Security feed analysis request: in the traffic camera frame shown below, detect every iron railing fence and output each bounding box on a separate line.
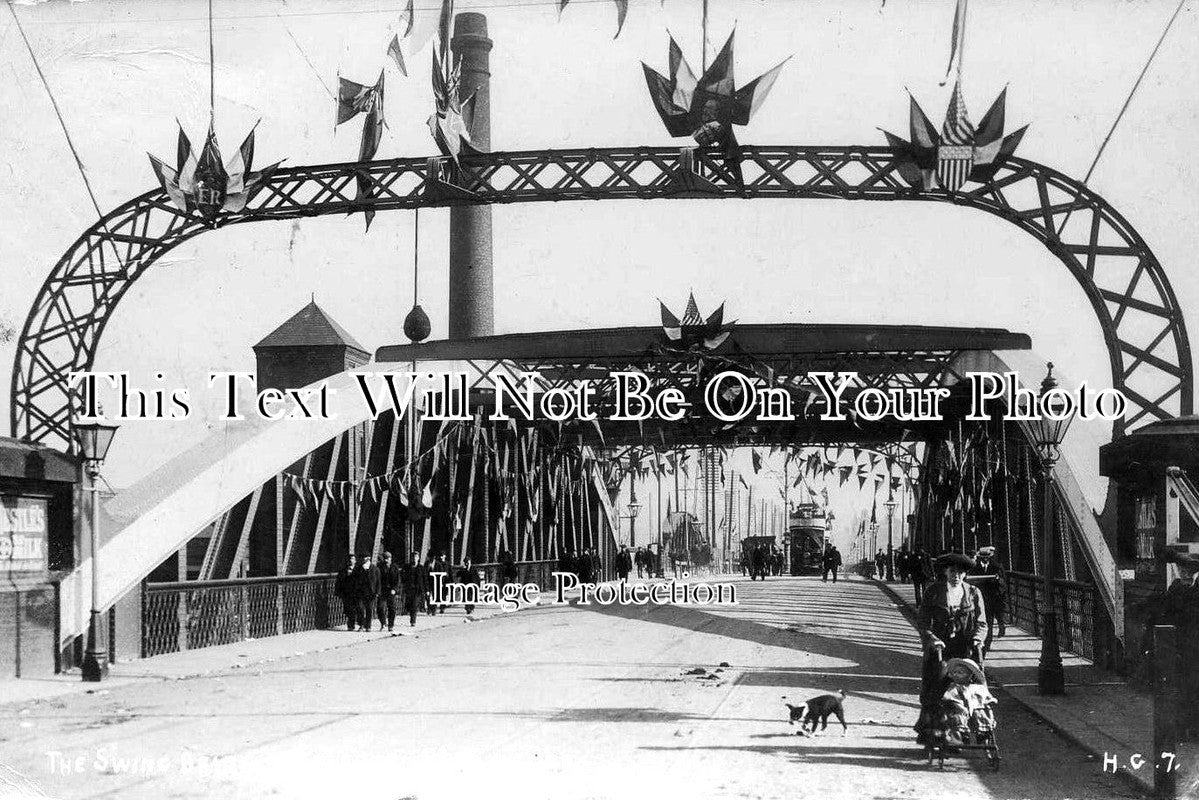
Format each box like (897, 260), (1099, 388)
(1006, 571), (1100, 662)
(143, 562), (572, 657)
(143, 574), (343, 657)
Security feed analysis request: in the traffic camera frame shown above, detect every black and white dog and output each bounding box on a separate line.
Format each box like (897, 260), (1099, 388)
(785, 690), (848, 736)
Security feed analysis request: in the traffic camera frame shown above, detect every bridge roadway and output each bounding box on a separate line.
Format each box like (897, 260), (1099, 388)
(0, 577), (1138, 800)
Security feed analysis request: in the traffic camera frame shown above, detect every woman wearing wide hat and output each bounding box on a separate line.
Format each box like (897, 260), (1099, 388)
(914, 552), (988, 744)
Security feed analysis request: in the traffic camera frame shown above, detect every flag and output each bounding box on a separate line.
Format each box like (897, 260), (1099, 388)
(941, 0), (968, 84)
(337, 75), (383, 126)
(337, 72), (386, 230)
(937, 80), (974, 191)
(970, 88), (1029, 183)
(560, 0), (630, 38)
(660, 299), (682, 341)
(387, 34), (408, 76)
(941, 80), (975, 145)
(731, 56), (790, 126)
(190, 126), (228, 218)
(751, 450), (763, 474)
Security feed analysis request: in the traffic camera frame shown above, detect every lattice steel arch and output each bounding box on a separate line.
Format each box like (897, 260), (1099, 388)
(13, 145), (1191, 449)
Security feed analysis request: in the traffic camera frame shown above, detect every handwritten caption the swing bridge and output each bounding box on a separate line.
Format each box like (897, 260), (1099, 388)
(68, 369), (1128, 424)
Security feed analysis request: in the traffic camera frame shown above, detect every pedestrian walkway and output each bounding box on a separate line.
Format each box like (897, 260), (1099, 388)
(0, 605), (505, 708)
(878, 578), (1199, 797)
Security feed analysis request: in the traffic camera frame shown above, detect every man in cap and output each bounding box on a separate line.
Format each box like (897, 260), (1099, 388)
(914, 552), (987, 745)
(376, 551), (401, 632)
(334, 555), (357, 631)
(352, 554), (380, 632)
(400, 550), (427, 627)
(968, 546), (1007, 652)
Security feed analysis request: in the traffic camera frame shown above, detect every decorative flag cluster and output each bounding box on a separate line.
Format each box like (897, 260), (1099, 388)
(881, 82), (1027, 193)
(427, 0), (479, 166)
(924, 423), (1008, 527)
(333, 0), (416, 231)
(642, 32), (789, 185)
(148, 124), (280, 225)
(659, 293), (734, 350)
(286, 469), (433, 519)
(881, 0), (1026, 193)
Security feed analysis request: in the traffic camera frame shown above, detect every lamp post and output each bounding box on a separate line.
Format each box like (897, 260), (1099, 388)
(1027, 362), (1074, 696)
(868, 520), (879, 575)
(884, 497), (897, 582)
(626, 473), (641, 547)
(74, 417), (119, 682)
(627, 500), (642, 548)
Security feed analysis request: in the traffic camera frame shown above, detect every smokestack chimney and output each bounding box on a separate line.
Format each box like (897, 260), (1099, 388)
(448, 12), (493, 339)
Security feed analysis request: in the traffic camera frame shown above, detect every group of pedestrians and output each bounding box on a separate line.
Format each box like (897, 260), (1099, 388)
(613, 545), (660, 579)
(741, 543), (781, 580)
(333, 551), (481, 631)
(557, 547), (605, 583)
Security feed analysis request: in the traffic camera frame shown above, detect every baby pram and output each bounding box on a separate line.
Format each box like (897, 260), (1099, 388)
(923, 652), (1000, 770)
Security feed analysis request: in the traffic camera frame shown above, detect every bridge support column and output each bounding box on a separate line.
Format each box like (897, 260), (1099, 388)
(448, 13), (494, 339)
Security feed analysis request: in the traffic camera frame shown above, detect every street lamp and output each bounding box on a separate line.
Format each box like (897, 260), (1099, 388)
(884, 497), (897, 582)
(74, 417), (119, 682)
(626, 499), (642, 547)
(1026, 362), (1075, 696)
(868, 520), (879, 577)
(626, 474), (641, 547)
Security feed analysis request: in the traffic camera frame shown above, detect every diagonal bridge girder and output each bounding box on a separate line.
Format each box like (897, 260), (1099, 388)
(12, 145), (1192, 449)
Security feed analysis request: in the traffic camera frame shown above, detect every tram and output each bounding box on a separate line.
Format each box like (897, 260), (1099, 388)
(788, 503), (828, 576)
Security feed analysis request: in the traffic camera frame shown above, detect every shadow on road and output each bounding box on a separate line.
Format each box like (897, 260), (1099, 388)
(570, 578), (924, 693)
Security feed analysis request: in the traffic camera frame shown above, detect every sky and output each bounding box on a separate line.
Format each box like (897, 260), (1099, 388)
(0, 0), (1196, 553)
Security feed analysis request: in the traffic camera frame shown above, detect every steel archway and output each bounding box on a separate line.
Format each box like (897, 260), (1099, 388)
(12, 145), (1192, 449)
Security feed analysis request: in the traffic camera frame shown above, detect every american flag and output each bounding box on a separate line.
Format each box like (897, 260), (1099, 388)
(681, 293), (703, 326)
(941, 80), (975, 145)
(938, 81), (975, 191)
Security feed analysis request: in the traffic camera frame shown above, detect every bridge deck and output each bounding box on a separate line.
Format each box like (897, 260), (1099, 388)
(0, 576), (1137, 800)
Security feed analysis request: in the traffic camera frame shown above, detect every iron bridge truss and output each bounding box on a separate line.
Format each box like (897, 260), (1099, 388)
(13, 145), (1192, 449)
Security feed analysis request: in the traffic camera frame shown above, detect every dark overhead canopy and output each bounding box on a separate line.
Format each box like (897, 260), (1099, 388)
(377, 323), (1030, 363)
(375, 323), (1029, 450)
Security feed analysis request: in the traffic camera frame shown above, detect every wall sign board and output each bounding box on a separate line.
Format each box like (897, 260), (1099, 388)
(0, 495), (49, 573)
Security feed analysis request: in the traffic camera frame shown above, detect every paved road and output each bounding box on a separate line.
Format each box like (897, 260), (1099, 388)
(1, 576), (1142, 800)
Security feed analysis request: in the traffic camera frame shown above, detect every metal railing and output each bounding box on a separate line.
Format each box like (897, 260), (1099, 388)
(142, 574), (344, 657)
(1006, 571), (1100, 661)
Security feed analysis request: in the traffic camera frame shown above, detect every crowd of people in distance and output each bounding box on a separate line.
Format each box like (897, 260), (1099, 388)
(557, 547), (608, 583)
(333, 550), (483, 632)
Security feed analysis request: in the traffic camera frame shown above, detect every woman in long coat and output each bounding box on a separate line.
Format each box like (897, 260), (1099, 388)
(1141, 550), (1199, 739)
(914, 552), (988, 743)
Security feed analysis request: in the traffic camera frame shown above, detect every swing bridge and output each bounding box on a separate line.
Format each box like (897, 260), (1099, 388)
(12, 140), (1191, 672)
